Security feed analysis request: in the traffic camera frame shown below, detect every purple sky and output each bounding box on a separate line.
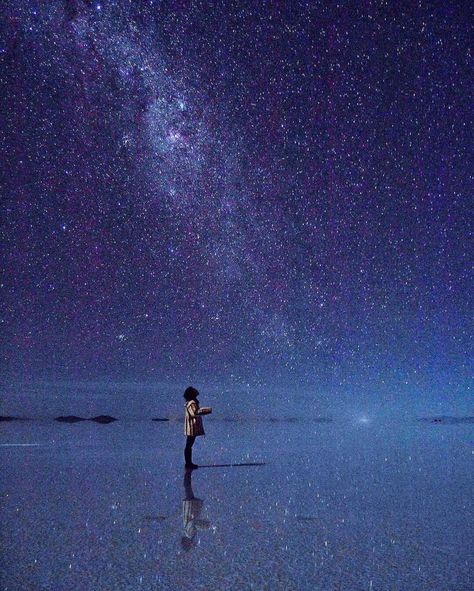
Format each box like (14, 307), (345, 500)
(1, 1), (472, 412)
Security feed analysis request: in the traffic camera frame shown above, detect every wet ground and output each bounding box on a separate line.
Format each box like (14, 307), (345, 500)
(1, 419), (472, 590)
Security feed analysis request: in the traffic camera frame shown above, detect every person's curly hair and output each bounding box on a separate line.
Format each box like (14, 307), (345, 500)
(183, 386), (199, 401)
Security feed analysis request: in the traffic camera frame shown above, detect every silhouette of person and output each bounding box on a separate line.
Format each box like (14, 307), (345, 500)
(183, 386), (212, 469)
(181, 468), (210, 551)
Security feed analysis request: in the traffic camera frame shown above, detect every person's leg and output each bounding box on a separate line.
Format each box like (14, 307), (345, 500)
(184, 436), (196, 466)
(183, 469), (194, 499)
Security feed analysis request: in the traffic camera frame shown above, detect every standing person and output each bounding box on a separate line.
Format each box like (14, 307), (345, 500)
(181, 468), (210, 551)
(183, 386), (212, 469)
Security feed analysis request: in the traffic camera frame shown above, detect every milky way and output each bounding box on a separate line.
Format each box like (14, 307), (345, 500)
(1, 1), (472, 409)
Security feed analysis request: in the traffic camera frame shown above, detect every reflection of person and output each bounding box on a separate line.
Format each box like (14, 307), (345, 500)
(181, 469), (210, 551)
(183, 386), (212, 469)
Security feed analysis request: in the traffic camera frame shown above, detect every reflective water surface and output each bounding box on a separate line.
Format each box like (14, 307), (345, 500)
(1, 420), (472, 590)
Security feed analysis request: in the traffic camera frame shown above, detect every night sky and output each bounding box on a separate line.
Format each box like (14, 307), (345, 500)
(1, 1), (472, 413)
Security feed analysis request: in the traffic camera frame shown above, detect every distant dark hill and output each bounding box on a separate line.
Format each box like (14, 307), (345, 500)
(54, 415), (117, 423)
(417, 416), (474, 424)
(0, 416), (28, 422)
(89, 415), (117, 423)
(152, 418), (169, 421)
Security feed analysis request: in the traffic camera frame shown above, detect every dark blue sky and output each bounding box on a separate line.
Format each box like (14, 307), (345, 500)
(1, 1), (472, 412)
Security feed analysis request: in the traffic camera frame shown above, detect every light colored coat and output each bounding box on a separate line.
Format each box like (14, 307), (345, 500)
(182, 497), (204, 538)
(184, 400), (205, 437)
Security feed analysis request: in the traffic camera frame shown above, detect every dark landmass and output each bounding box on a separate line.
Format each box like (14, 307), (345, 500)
(90, 415), (117, 423)
(54, 415), (117, 423)
(0, 416), (29, 422)
(417, 416), (474, 424)
(152, 418), (169, 422)
(55, 416), (87, 422)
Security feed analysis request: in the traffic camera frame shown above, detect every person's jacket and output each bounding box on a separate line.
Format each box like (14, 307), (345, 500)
(184, 400), (205, 436)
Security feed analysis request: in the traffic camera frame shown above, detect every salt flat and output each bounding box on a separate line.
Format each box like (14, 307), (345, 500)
(1, 419), (472, 590)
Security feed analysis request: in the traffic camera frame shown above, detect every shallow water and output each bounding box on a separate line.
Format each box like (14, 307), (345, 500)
(1, 420), (472, 590)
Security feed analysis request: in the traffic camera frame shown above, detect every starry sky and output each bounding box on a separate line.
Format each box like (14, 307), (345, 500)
(1, 1), (472, 412)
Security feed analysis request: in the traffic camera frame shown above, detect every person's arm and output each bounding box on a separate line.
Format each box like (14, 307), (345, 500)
(188, 401), (212, 416)
(187, 401), (198, 417)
